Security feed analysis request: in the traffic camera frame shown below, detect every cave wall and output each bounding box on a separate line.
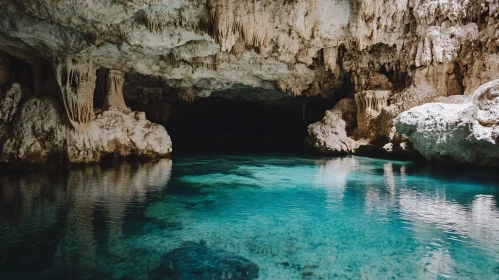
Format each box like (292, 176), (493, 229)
(0, 0), (498, 165)
(0, 51), (172, 165)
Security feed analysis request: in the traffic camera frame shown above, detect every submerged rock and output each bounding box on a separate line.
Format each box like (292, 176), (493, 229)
(395, 79), (499, 167)
(152, 242), (259, 280)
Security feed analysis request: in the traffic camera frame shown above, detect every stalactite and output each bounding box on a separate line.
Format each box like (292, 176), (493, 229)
(139, 9), (170, 33)
(103, 69), (128, 111)
(178, 88), (196, 102)
(164, 53), (181, 68)
(138, 6), (206, 35)
(231, 41), (246, 58)
(355, 90), (390, 113)
(209, 0), (272, 54)
(354, 90), (390, 138)
(53, 57), (96, 132)
(323, 47), (338, 71)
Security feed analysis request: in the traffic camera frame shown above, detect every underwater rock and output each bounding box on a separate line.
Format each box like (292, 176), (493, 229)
(152, 242), (259, 280)
(395, 79), (499, 167)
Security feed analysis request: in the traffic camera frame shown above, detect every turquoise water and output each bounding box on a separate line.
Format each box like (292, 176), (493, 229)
(1, 155), (499, 279)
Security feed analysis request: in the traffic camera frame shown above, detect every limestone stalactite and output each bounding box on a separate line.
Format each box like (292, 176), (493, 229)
(178, 88), (196, 102)
(209, 0), (272, 53)
(323, 47), (338, 72)
(103, 69), (128, 112)
(355, 90), (390, 114)
(355, 90), (390, 138)
(53, 58), (96, 132)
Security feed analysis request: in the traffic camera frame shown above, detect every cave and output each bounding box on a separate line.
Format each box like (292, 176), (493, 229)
(2, 0), (499, 279)
(163, 93), (335, 154)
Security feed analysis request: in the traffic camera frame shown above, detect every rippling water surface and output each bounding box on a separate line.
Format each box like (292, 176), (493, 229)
(1, 155), (499, 279)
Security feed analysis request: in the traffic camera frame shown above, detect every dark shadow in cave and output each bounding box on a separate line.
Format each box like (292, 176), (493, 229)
(162, 94), (335, 154)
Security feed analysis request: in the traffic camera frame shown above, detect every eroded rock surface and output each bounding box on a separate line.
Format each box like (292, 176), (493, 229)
(0, 0), (498, 165)
(395, 79), (499, 167)
(307, 98), (357, 154)
(305, 0), (498, 161)
(0, 94), (172, 164)
(0, 0), (497, 99)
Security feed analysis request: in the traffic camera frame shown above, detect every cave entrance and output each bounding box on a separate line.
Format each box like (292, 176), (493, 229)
(163, 91), (335, 154)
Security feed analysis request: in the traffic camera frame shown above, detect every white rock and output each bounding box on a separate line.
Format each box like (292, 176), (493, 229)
(0, 97), (172, 164)
(307, 98), (358, 154)
(395, 79), (499, 167)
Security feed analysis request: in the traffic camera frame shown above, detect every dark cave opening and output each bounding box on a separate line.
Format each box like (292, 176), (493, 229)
(161, 97), (335, 154)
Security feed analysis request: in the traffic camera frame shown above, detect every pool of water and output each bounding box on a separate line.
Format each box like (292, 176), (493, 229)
(1, 155), (499, 279)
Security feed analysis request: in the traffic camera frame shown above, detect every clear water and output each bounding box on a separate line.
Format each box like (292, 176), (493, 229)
(1, 155), (499, 280)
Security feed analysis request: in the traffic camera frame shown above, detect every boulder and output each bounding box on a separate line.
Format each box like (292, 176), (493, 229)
(152, 242), (259, 280)
(307, 98), (358, 154)
(395, 79), (499, 167)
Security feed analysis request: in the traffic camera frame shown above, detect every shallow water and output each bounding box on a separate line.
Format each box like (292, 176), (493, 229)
(1, 155), (499, 279)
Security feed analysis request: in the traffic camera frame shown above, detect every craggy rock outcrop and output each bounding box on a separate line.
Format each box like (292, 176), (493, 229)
(306, 1), (498, 161)
(152, 242), (259, 280)
(395, 79), (499, 168)
(0, 92), (172, 165)
(0, 0), (498, 165)
(307, 98), (357, 154)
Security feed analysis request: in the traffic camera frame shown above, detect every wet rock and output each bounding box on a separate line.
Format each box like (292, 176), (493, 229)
(152, 242), (259, 280)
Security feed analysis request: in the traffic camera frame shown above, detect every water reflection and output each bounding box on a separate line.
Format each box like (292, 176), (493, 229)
(399, 191), (499, 258)
(314, 157), (358, 205)
(376, 162), (499, 260)
(1, 156), (499, 279)
(0, 159), (172, 277)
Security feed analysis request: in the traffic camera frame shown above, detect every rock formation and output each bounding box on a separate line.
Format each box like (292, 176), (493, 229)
(0, 87), (172, 165)
(100, 69), (129, 112)
(54, 57), (97, 132)
(395, 79), (499, 168)
(307, 98), (357, 155)
(152, 241), (259, 280)
(354, 90), (390, 139)
(0, 83), (23, 123)
(0, 0), (497, 165)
